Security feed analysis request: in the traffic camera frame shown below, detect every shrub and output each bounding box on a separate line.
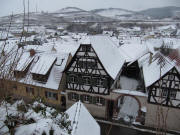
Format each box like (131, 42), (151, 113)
(33, 105), (44, 113)
(17, 104), (27, 113)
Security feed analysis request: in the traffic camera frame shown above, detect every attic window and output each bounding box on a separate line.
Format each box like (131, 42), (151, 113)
(78, 60), (97, 69)
(168, 74), (174, 80)
(68, 75), (78, 83)
(82, 45), (91, 52)
(83, 76), (91, 85)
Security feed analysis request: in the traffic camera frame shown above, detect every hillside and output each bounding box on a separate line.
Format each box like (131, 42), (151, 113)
(139, 6), (180, 19)
(91, 8), (135, 19)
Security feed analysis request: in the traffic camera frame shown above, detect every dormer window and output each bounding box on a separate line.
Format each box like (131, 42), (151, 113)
(14, 52), (34, 78)
(31, 55), (57, 83)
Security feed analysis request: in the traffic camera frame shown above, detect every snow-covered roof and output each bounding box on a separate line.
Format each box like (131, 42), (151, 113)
(66, 101), (100, 135)
(119, 43), (149, 63)
(113, 89), (147, 97)
(81, 35), (125, 80)
(142, 53), (175, 87)
(19, 52), (69, 90)
(31, 55), (57, 75)
(15, 52), (34, 71)
(158, 25), (176, 31)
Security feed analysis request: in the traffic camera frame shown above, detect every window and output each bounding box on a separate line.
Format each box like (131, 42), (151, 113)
(45, 91), (58, 100)
(82, 45), (91, 52)
(26, 87), (34, 95)
(168, 74), (174, 80)
(78, 60), (97, 69)
(83, 76), (91, 85)
(13, 85), (17, 90)
(72, 93), (78, 101)
(95, 97), (105, 106)
(95, 78), (104, 86)
(174, 81), (179, 89)
(84, 95), (90, 103)
(87, 61), (97, 69)
(32, 74), (48, 83)
(68, 93), (79, 101)
(170, 90), (177, 99)
(162, 89), (177, 99)
(68, 75), (77, 83)
(78, 61), (86, 68)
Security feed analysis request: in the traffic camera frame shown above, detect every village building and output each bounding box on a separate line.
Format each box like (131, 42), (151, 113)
(10, 49), (72, 108)
(142, 52), (180, 131)
(64, 35), (126, 119)
(118, 42), (149, 91)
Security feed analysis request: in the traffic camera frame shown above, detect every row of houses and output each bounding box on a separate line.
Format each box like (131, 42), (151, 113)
(3, 35), (180, 131)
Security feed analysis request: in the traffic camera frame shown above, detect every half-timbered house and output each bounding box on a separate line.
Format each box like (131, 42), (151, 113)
(64, 35), (125, 118)
(142, 52), (180, 131)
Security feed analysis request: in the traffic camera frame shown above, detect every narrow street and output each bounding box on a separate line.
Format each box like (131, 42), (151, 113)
(98, 122), (155, 135)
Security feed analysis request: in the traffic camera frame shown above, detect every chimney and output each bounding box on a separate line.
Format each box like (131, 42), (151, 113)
(30, 49), (36, 57)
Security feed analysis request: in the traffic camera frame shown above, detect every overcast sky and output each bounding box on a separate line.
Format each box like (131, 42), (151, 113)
(0, 0), (180, 17)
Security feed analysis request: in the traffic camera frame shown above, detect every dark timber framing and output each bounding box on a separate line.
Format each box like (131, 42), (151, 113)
(64, 44), (114, 95)
(148, 67), (180, 109)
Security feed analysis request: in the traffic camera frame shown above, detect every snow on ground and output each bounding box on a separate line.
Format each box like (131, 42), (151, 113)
(94, 9), (133, 18)
(117, 96), (139, 122)
(0, 100), (100, 135)
(0, 100), (71, 135)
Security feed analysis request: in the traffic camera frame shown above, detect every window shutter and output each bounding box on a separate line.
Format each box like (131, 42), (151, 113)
(89, 96), (92, 103)
(101, 98), (105, 106)
(92, 97), (97, 104)
(80, 95), (84, 102)
(68, 93), (72, 100)
(45, 91), (48, 98)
